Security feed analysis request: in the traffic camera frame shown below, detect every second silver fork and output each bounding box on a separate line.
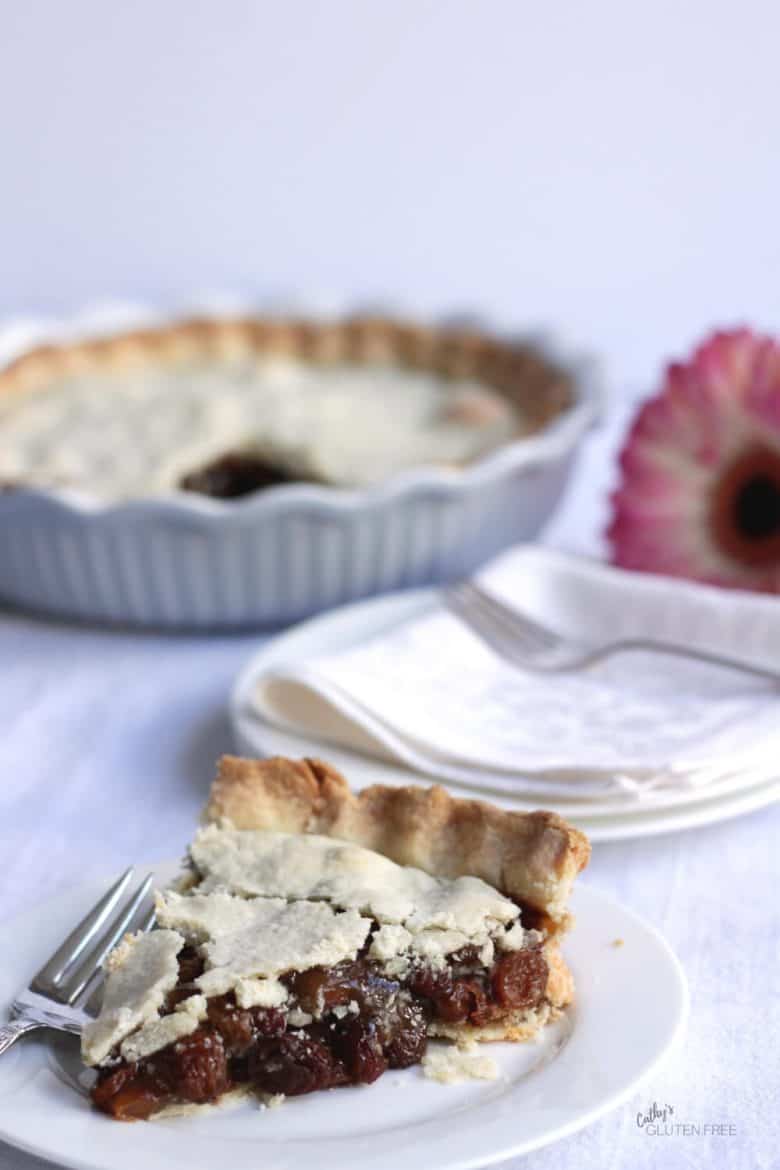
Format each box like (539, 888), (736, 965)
(445, 580), (780, 683)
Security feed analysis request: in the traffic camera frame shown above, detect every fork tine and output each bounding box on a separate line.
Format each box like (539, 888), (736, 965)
(460, 583), (562, 651)
(450, 584), (542, 651)
(464, 582), (558, 646)
(78, 903), (157, 1014)
(447, 588), (536, 665)
(449, 584), (547, 656)
(31, 867), (134, 993)
(61, 874), (155, 1005)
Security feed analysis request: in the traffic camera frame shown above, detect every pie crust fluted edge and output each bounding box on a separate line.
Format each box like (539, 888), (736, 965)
(0, 315), (572, 436)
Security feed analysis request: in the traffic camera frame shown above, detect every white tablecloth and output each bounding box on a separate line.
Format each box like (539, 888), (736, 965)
(1, 398), (777, 1170)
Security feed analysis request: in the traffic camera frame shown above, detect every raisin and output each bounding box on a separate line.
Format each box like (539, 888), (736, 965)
(252, 1007), (288, 1037)
(286, 964), (358, 1014)
(407, 964), (452, 1002)
(437, 981), (478, 1023)
(461, 978), (493, 1024)
(228, 1055), (251, 1084)
(407, 966), (478, 1023)
(383, 1000), (428, 1068)
(176, 946), (204, 986)
(206, 996), (256, 1056)
(287, 960), (399, 1015)
(92, 1064), (169, 1121)
(332, 1017), (387, 1084)
(93, 1062), (137, 1099)
(154, 1028), (230, 1103)
(491, 948), (548, 1011)
(249, 1032), (347, 1097)
(468, 995), (505, 1027)
(93, 1078), (165, 1121)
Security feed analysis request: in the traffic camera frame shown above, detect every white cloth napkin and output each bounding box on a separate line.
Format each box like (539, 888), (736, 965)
(249, 547), (780, 801)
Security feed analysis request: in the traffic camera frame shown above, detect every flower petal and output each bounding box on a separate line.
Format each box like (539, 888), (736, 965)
(607, 328), (780, 592)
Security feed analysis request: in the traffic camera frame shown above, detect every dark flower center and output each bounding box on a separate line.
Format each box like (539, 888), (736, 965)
(711, 446), (780, 567)
(734, 474), (780, 541)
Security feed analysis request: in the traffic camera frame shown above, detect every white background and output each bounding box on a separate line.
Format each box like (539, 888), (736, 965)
(2, 0), (779, 388)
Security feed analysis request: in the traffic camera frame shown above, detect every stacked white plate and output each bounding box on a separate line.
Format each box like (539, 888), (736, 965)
(230, 571), (780, 842)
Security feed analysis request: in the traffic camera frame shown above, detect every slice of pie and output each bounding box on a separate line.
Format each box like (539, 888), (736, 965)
(82, 756), (589, 1119)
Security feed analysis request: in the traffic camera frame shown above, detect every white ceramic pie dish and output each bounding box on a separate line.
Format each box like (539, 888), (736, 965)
(0, 302), (601, 628)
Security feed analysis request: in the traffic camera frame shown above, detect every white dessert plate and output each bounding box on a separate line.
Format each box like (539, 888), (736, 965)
(230, 588), (780, 841)
(0, 863), (687, 1170)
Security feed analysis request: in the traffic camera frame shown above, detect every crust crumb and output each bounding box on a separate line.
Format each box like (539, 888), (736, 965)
(422, 1041), (499, 1084)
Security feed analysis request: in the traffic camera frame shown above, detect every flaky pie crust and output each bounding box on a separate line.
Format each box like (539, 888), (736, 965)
(205, 755), (590, 929)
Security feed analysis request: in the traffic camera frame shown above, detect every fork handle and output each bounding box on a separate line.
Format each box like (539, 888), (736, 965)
(0, 1017), (42, 1057)
(586, 639), (780, 683)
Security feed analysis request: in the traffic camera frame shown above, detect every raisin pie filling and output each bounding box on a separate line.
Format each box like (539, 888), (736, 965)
(84, 827), (555, 1120)
(82, 757), (589, 1121)
(92, 930), (548, 1120)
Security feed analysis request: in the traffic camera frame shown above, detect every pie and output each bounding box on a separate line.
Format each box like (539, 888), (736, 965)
(82, 756), (589, 1119)
(0, 316), (572, 499)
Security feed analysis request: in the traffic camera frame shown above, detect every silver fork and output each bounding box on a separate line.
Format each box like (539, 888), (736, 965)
(0, 868), (155, 1057)
(445, 580), (780, 683)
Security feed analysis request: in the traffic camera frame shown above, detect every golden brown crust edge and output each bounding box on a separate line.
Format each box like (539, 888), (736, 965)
(0, 315), (572, 434)
(205, 755), (590, 929)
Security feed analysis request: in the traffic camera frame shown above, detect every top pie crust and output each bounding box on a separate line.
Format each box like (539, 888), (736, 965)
(0, 315), (572, 497)
(205, 756), (590, 927)
(188, 824), (519, 934)
(83, 929), (186, 1066)
(0, 317), (570, 424)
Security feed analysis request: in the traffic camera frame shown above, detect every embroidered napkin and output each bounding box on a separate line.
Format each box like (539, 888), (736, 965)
(248, 547), (780, 800)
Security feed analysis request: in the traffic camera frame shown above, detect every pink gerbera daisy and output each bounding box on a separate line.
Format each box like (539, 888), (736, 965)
(607, 328), (780, 592)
